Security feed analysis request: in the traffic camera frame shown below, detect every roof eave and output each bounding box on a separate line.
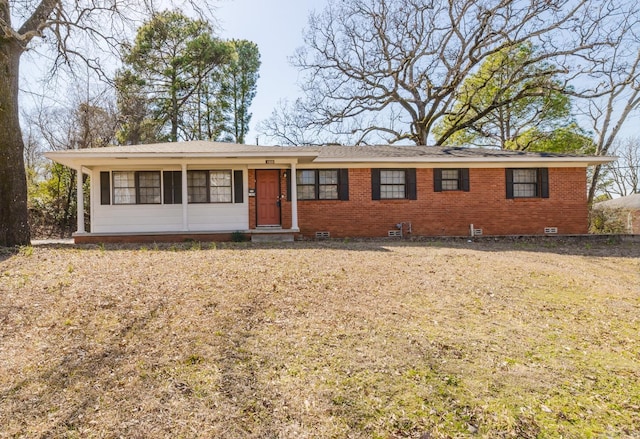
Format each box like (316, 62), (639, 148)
(312, 156), (616, 166)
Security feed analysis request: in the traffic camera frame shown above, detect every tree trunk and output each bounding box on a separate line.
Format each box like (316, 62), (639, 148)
(0, 41), (30, 246)
(587, 164), (601, 206)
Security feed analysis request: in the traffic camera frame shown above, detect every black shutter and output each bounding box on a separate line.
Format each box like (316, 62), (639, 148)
(163, 171), (172, 204)
(234, 170), (244, 203)
(406, 168), (417, 200)
(163, 171), (182, 204)
(461, 168), (470, 192)
(173, 172), (182, 204)
(100, 171), (110, 205)
(433, 168), (443, 192)
(539, 168), (549, 198)
(371, 169), (381, 200)
(286, 170), (292, 201)
(506, 169), (514, 199)
(338, 169), (349, 201)
(134, 171), (140, 205)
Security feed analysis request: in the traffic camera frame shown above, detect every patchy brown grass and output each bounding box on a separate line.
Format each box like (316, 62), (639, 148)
(1, 239), (639, 438)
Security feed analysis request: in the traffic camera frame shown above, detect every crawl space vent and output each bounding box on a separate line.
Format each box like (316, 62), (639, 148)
(315, 231), (330, 239)
(544, 227), (558, 234)
(473, 229), (483, 236)
(388, 230), (402, 237)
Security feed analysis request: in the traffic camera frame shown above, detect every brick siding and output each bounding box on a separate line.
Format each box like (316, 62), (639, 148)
(280, 167), (588, 238)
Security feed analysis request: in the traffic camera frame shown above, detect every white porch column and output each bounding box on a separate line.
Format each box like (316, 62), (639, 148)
(290, 162), (299, 231)
(76, 167), (85, 234)
(181, 163), (188, 231)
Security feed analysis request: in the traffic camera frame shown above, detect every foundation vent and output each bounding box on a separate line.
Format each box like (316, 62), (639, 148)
(473, 229), (483, 236)
(544, 227), (558, 234)
(388, 230), (402, 237)
(315, 231), (330, 239)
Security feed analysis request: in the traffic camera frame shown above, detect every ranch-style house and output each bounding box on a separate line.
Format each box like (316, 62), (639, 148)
(45, 141), (612, 243)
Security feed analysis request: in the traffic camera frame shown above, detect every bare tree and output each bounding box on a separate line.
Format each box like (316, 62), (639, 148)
(259, 99), (332, 146)
(0, 0), (215, 246)
(261, 0), (638, 148)
(569, 5), (640, 204)
(602, 138), (640, 197)
(24, 86), (119, 237)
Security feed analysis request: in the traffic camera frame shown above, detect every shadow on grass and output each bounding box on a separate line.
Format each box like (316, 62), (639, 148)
(0, 247), (18, 263)
(27, 234), (640, 258)
(0, 300), (166, 436)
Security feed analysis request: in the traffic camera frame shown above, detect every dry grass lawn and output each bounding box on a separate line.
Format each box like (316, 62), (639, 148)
(1, 239), (639, 438)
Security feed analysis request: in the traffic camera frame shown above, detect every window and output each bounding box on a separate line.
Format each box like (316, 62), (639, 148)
(187, 170), (236, 203)
(297, 170), (317, 200)
(371, 169), (417, 200)
(506, 168), (549, 199)
(111, 171), (161, 205)
(188, 171), (208, 203)
(113, 171), (136, 204)
(209, 170), (232, 203)
(137, 171), (161, 204)
(434, 168), (470, 192)
(100, 170), (241, 205)
(291, 169), (349, 201)
(319, 170), (339, 199)
(380, 170), (406, 199)
(296, 169), (341, 200)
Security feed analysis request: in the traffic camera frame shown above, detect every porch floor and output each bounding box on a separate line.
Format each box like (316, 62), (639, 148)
(72, 229), (299, 244)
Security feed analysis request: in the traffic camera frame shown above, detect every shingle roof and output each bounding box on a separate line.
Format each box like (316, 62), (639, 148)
(310, 144), (587, 160)
(45, 140), (613, 166)
(64, 141), (586, 157)
(593, 193), (640, 210)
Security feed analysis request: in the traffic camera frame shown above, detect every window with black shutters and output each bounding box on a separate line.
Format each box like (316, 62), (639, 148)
(434, 168), (470, 192)
(187, 170), (242, 204)
(291, 169), (349, 201)
(506, 168), (549, 199)
(371, 169), (417, 200)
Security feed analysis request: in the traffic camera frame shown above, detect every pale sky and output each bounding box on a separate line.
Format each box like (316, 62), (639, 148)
(18, 0), (327, 146)
(214, 0), (328, 144)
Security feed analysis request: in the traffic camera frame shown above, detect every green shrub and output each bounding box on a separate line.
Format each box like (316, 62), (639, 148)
(589, 208), (629, 234)
(231, 231), (248, 242)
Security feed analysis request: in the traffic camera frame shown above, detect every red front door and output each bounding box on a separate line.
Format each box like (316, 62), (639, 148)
(256, 170), (281, 226)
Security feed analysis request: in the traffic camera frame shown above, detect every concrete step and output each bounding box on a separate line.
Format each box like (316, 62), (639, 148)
(251, 233), (295, 243)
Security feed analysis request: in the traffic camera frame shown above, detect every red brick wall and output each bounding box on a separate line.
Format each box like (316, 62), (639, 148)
(281, 167), (588, 238)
